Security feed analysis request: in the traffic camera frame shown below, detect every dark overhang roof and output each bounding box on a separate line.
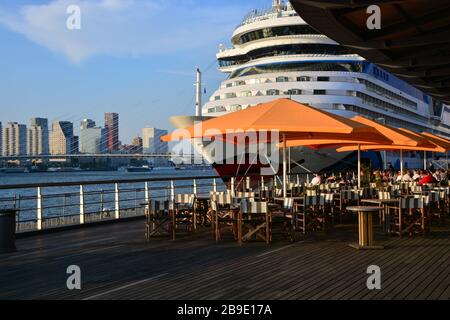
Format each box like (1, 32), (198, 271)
(290, 0), (450, 104)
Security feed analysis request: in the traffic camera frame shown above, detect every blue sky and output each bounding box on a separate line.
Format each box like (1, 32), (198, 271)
(0, 0), (269, 143)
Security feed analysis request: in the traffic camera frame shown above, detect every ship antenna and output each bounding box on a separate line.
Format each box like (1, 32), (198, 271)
(195, 67), (202, 117)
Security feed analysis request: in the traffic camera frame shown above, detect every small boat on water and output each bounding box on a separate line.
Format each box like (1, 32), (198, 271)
(118, 165), (153, 173)
(47, 167), (82, 173)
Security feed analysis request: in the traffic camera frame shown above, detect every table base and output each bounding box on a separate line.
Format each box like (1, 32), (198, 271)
(349, 243), (385, 250)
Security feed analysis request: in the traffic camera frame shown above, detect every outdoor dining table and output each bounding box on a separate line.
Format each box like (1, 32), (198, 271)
(346, 206), (385, 250)
(361, 199), (400, 234)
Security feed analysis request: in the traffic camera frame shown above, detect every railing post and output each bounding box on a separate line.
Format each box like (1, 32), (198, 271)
(100, 189), (104, 213)
(144, 182), (150, 208)
(261, 176), (265, 190)
(115, 183), (120, 220)
(213, 178), (217, 192)
(37, 187), (42, 231)
(193, 179), (197, 195)
(80, 185), (85, 225)
(170, 180), (175, 210)
(296, 174), (300, 185)
(245, 177), (250, 191)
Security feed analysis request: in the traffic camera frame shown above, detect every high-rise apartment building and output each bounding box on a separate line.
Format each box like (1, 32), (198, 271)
(27, 117), (49, 156)
(104, 113), (119, 152)
(1, 122), (27, 156)
(50, 121), (74, 155)
(80, 126), (107, 154)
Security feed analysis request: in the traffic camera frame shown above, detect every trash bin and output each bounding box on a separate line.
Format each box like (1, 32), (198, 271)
(0, 209), (17, 254)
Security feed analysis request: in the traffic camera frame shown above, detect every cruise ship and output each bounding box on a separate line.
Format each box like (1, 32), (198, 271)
(170, 0), (450, 177)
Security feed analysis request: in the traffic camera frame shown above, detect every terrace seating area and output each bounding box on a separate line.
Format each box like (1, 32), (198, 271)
(144, 171), (450, 247)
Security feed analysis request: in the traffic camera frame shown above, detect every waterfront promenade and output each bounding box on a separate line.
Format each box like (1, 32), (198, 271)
(1, 218), (449, 300)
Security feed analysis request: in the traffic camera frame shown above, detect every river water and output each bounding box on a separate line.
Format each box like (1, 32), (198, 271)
(0, 168), (223, 221)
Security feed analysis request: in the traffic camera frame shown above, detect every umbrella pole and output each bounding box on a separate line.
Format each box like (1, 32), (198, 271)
(400, 150), (403, 177)
(288, 147), (291, 184)
(357, 144), (361, 189)
(283, 134), (287, 198)
(424, 151), (427, 170)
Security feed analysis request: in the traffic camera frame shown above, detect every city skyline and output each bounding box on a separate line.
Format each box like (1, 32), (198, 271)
(0, 0), (268, 143)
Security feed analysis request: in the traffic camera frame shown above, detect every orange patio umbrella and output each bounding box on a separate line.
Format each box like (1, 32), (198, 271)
(161, 99), (391, 196)
(336, 119), (442, 177)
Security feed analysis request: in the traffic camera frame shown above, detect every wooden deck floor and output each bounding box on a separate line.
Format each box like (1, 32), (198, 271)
(1, 219), (449, 300)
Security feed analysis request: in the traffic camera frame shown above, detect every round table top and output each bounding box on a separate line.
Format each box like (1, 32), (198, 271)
(346, 206), (383, 212)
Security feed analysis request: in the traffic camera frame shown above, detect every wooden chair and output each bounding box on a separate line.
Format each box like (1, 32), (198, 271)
(389, 197), (430, 237)
(298, 194), (328, 233)
(210, 193), (236, 242)
(171, 194), (196, 240)
(271, 197), (298, 242)
(145, 199), (170, 240)
(237, 201), (270, 245)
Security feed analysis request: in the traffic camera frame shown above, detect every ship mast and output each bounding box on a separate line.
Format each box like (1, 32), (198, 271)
(195, 67), (202, 117)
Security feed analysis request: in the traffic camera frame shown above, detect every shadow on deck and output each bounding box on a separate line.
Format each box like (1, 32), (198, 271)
(1, 219), (449, 300)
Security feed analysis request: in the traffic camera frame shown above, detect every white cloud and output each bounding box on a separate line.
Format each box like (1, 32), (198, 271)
(0, 0), (244, 63)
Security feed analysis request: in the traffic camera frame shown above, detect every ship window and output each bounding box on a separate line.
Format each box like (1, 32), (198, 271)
(317, 76), (329, 81)
(266, 89), (280, 96)
(255, 91), (263, 96)
(224, 92), (237, 99)
(229, 105), (242, 111)
(226, 83), (233, 88)
(234, 80), (245, 86)
(297, 76), (310, 82)
(214, 96), (220, 101)
(240, 91), (252, 97)
(286, 89), (302, 95)
(314, 90), (326, 95)
(276, 76), (289, 82)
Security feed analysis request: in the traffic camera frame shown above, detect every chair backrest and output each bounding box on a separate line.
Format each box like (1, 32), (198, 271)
(151, 200), (170, 212)
(210, 193), (232, 205)
(240, 200), (267, 214)
(359, 187), (377, 199)
(321, 193), (334, 204)
(410, 186), (422, 193)
(236, 191), (255, 199)
(341, 190), (359, 200)
(400, 197), (424, 209)
(283, 197), (294, 210)
(210, 200), (218, 212)
(175, 194), (195, 206)
(304, 195), (325, 206)
(378, 191), (391, 200)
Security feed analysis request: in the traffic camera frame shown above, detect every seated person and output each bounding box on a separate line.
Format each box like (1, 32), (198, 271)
(310, 173), (322, 186)
(418, 172), (437, 186)
(412, 170), (421, 181)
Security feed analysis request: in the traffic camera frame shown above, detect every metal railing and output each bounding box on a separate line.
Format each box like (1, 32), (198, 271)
(0, 175), (226, 234)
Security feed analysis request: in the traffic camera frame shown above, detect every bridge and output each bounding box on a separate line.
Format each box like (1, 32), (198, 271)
(0, 153), (204, 161)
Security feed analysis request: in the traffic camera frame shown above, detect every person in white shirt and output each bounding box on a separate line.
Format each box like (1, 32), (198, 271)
(397, 170), (413, 182)
(310, 173), (322, 186)
(412, 170), (421, 181)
